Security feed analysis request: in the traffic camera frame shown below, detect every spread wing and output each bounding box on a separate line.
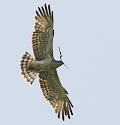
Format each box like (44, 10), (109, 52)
(39, 70), (73, 121)
(32, 4), (54, 61)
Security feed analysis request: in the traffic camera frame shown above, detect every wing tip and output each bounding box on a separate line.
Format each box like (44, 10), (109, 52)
(36, 4), (52, 18)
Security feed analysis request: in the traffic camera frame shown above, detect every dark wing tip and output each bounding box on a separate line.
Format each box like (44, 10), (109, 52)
(44, 3), (47, 6)
(58, 112), (60, 119)
(69, 100), (74, 108)
(38, 6), (43, 16)
(44, 3), (47, 9)
(44, 4), (49, 16)
(37, 4), (52, 18)
(48, 4), (51, 16)
(52, 11), (53, 21)
(36, 10), (40, 17)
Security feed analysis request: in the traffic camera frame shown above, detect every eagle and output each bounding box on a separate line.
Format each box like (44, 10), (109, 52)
(20, 4), (73, 121)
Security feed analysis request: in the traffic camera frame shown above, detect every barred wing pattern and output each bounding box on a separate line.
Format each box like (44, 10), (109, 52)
(32, 4), (54, 60)
(39, 70), (73, 120)
(20, 4), (73, 121)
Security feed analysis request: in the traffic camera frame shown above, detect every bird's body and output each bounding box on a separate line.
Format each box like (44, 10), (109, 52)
(27, 58), (63, 72)
(20, 4), (73, 121)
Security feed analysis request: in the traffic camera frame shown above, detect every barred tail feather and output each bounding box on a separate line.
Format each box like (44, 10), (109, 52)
(20, 52), (37, 84)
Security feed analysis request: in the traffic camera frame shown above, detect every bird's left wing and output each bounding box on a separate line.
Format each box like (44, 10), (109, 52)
(32, 4), (54, 60)
(39, 70), (73, 120)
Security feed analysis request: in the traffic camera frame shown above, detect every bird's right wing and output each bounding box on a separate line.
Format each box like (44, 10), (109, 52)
(39, 70), (73, 120)
(32, 4), (54, 61)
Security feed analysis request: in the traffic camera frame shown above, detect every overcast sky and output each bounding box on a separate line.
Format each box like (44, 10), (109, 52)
(0, 0), (120, 125)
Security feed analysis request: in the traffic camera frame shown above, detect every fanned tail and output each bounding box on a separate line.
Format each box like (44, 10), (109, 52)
(20, 52), (37, 84)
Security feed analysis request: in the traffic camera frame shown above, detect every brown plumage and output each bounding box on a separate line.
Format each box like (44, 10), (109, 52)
(20, 4), (73, 121)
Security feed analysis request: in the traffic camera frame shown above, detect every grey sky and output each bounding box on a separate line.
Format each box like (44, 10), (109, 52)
(0, 0), (120, 125)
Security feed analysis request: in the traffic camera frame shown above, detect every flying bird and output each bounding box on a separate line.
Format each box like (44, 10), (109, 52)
(20, 4), (73, 121)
